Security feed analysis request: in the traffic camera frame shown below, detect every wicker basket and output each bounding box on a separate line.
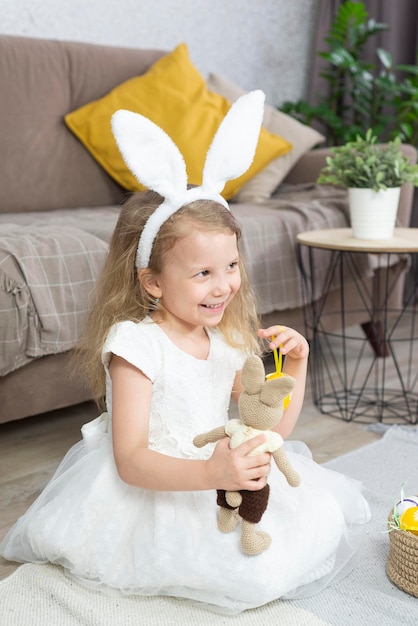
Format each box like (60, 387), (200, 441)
(386, 510), (418, 598)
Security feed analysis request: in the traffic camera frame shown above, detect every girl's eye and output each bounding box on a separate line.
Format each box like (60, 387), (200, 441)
(228, 261), (239, 270)
(196, 270), (209, 277)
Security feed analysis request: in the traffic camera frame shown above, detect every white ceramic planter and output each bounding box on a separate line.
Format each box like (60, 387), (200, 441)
(348, 187), (401, 240)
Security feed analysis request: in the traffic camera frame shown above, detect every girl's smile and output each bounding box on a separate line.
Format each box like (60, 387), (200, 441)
(201, 302), (225, 310)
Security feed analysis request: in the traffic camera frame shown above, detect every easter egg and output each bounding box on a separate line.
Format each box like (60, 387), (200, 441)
(395, 495), (418, 516)
(265, 371), (292, 409)
(399, 506), (418, 535)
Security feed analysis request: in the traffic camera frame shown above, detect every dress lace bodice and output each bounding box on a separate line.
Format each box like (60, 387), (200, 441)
(102, 318), (247, 458)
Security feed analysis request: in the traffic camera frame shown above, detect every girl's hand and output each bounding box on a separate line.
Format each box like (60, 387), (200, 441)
(257, 324), (309, 439)
(257, 325), (309, 361)
(206, 435), (271, 491)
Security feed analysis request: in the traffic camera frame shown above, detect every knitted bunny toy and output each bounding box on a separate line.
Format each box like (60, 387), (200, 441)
(193, 355), (301, 556)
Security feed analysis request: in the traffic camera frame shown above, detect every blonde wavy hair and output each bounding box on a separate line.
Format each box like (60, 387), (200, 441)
(76, 190), (263, 406)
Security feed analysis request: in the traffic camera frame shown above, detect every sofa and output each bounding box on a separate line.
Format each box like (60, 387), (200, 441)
(0, 34), (416, 424)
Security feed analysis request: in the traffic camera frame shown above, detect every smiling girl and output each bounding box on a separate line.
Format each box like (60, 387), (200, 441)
(1, 95), (370, 613)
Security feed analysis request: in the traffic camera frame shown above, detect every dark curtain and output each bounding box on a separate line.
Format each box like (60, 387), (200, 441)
(363, 0), (418, 66)
(307, 0), (341, 105)
(308, 0), (418, 105)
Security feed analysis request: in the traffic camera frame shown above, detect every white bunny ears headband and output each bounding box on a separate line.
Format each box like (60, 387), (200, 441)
(111, 90), (265, 269)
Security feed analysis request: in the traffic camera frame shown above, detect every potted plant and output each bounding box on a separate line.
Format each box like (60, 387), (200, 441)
(317, 129), (418, 239)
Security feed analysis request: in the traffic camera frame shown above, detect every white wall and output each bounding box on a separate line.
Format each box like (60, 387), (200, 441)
(0, 0), (318, 106)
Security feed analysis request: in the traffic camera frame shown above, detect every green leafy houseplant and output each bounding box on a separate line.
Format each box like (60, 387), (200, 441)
(317, 130), (418, 192)
(280, 1), (418, 146)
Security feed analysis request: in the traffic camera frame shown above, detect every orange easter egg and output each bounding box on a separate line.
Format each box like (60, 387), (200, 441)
(399, 506), (418, 535)
(265, 371), (292, 409)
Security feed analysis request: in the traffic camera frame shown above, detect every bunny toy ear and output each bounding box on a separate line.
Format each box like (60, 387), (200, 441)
(111, 90), (266, 269)
(241, 355), (266, 395)
(261, 375), (296, 407)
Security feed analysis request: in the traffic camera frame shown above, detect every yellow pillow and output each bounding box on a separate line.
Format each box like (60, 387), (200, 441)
(65, 43), (292, 200)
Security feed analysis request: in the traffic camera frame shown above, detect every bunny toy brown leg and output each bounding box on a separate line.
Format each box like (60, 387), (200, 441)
(225, 490), (242, 508)
(217, 507), (240, 533)
(216, 489), (241, 532)
(237, 486), (271, 556)
(241, 520), (272, 556)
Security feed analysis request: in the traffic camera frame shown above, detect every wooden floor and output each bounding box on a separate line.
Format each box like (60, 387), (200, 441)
(0, 355), (385, 582)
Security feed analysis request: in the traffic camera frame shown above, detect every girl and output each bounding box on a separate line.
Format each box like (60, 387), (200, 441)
(0, 94), (370, 613)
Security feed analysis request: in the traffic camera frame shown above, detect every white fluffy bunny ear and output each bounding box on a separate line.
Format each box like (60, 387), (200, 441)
(201, 90), (265, 194)
(111, 90), (265, 269)
(111, 109), (188, 200)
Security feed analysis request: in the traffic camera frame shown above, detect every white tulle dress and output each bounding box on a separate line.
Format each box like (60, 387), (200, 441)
(1, 318), (371, 613)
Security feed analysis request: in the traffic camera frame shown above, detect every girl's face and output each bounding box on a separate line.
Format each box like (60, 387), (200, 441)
(153, 229), (241, 332)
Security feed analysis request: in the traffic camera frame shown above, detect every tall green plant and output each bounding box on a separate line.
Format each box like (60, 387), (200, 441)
(393, 63), (418, 147)
(280, 1), (418, 146)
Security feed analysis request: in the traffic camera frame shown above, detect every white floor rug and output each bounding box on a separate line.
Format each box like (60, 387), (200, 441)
(1, 426), (417, 626)
(0, 564), (327, 626)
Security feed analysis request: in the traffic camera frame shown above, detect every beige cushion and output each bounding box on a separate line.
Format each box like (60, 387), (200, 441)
(207, 73), (325, 203)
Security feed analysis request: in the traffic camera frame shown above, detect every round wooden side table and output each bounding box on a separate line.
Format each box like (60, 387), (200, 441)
(297, 228), (418, 423)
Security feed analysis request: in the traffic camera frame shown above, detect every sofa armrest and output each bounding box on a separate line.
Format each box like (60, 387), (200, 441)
(283, 144), (417, 227)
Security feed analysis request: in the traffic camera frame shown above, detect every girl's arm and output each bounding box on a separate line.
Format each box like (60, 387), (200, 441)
(257, 325), (309, 439)
(109, 355), (271, 492)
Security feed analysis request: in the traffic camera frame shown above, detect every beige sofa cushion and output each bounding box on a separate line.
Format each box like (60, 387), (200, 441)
(207, 73), (325, 202)
(0, 35), (165, 213)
